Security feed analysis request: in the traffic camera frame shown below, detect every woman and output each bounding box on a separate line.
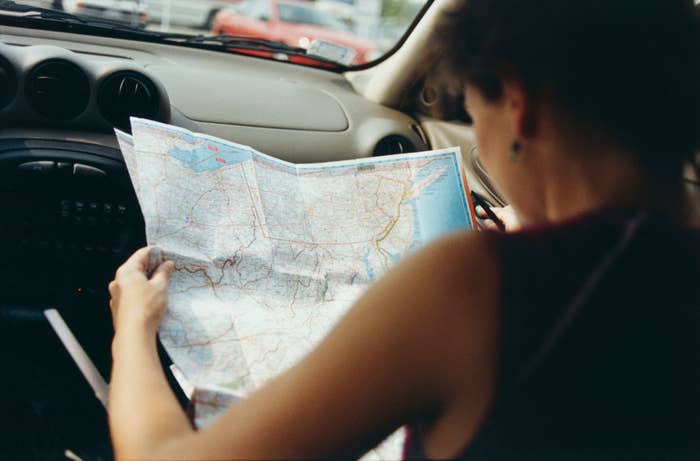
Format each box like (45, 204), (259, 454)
(107, 0), (700, 459)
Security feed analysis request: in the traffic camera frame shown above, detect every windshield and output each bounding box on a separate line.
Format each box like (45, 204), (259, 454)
(8, 0), (429, 67)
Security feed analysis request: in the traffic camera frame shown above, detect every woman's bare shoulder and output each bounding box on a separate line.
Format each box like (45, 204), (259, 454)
(357, 229), (503, 369)
(393, 230), (502, 297)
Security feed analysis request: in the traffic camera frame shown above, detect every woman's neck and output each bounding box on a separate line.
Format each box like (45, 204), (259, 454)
(518, 140), (689, 227)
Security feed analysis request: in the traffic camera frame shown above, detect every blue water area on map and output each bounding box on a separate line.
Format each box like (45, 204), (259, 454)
(387, 251), (401, 265)
(359, 154), (470, 281)
(361, 246), (376, 281)
(169, 143), (254, 172)
(177, 132), (196, 144)
(408, 155), (472, 246)
(360, 247), (402, 281)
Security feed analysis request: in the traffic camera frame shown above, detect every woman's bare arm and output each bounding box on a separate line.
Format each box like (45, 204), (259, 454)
(108, 232), (500, 460)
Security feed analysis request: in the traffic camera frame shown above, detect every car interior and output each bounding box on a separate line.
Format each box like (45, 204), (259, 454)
(0, 0), (698, 459)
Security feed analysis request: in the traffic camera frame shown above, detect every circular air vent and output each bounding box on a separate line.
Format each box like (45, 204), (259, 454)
(373, 135), (416, 156)
(98, 72), (159, 131)
(25, 60), (90, 120)
(0, 56), (17, 110)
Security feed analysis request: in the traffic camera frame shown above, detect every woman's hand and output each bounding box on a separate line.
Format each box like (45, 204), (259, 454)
(476, 204), (522, 232)
(109, 247), (175, 335)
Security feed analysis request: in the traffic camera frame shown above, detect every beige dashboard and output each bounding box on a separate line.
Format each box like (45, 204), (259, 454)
(0, 25), (428, 163)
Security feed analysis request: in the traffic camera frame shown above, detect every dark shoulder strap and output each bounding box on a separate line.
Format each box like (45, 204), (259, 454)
(514, 212), (648, 384)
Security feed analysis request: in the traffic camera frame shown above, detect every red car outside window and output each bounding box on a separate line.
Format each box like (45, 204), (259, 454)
(212, 0), (377, 64)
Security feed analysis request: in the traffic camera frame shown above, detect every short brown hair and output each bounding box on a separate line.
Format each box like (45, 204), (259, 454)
(438, 0), (700, 180)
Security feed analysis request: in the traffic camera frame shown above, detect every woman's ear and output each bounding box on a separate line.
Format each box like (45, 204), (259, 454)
(503, 81), (537, 138)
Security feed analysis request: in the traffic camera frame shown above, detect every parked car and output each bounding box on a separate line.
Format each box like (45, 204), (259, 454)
(62, 0), (148, 26)
(140, 0), (241, 30)
(212, 0), (377, 64)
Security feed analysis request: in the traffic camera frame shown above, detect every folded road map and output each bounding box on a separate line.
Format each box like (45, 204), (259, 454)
(116, 118), (475, 459)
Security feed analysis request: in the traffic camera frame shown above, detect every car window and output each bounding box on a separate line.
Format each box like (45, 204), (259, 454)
(6, 0), (429, 67)
(277, 3), (348, 31)
(237, 1), (271, 21)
